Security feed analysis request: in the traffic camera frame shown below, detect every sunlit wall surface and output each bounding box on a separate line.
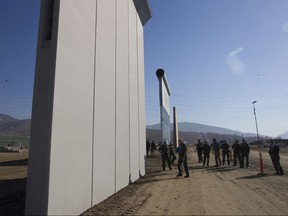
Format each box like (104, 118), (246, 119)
(25, 0), (151, 215)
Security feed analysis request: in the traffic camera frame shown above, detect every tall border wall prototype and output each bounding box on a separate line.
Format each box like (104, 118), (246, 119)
(25, 0), (151, 215)
(156, 69), (171, 143)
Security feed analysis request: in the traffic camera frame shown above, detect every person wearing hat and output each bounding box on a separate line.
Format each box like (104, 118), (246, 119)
(269, 140), (284, 175)
(176, 139), (189, 178)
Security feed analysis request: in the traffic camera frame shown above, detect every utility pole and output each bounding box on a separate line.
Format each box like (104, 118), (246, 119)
(253, 101), (264, 175)
(252, 101), (260, 145)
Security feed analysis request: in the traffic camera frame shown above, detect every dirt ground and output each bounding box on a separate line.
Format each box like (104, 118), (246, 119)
(1, 146), (288, 215)
(0, 149), (28, 216)
(82, 146), (288, 215)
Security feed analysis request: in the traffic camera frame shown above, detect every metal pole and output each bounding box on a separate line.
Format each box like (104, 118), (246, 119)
(253, 101), (264, 175)
(252, 101), (260, 143)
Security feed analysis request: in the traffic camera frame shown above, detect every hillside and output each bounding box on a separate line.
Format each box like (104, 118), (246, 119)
(0, 114), (284, 140)
(146, 122), (268, 144)
(0, 114), (31, 136)
(278, 131), (288, 139)
(147, 122), (256, 136)
(146, 128), (259, 145)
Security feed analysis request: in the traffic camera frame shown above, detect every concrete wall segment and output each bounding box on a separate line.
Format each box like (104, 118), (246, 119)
(25, 0), (61, 214)
(47, 1), (96, 215)
(92, 0), (116, 204)
(25, 0), (150, 214)
(133, 0), (152, 26)
(115, 0), (130, 192)
(128, 0), (140, 183)
(137, 16), (146, 176)
(157, 71), (171, 143)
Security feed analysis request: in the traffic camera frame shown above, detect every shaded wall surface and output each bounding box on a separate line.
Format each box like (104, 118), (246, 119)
(25, 0), (151, 215)
(156, 70), (171, 144)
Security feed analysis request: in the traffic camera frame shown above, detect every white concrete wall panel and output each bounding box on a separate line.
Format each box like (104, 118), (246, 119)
(47, 1), (96, 215)
(93, 0), (116, 204)
(26, 0), (149, 214)
(115, 0), (130, 192)
(129, 0), (140, 183)
(137, 17), (146, 176)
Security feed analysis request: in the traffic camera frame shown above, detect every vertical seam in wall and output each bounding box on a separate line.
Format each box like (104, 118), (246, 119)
(128, 0), (131, 183)
(114, 0), (117, 194)
(136, 14), (141, 176)
(91, 0), (98, 207)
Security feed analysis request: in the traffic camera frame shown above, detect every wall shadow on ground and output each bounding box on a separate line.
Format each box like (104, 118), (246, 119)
(0, 178), (26, 216)
(0, 158), (28, 167)
(236, 173), (273, 180)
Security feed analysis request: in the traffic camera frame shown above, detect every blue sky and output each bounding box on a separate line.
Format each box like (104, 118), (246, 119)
(145, 0), (288, 137)
(0, 0), (40, 121)
(0, 1), (288, 137)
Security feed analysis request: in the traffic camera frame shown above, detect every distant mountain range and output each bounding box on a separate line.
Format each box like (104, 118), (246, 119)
(278, 131), (288, 139)
(146, 122), (257, 137)
(0, 114), (31, 136)
(1, 114), (287, 139)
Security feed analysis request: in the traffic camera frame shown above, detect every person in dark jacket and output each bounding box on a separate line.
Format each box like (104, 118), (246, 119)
(146, 139), (151, 158)
(232, 139), (241, 166)
(150, 140), (156, 157)
(177, 139), (189, 178)
(202, 141), (211, 166)
(269, 140), (284, 175)
(240, 138), (250, 168)
(159, 140), (172, 171)
(195, 139), (203, 163)
(221, 140), (230, 166)
(168, 142), (176, 164)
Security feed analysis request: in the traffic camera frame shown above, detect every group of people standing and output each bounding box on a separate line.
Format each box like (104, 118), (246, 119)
(146, 139), (156, 157)
(147, 137), (284, 177)
(196, 138), (251, 168)
(196, 138), (284, 175)
(157, 139), (190, 178)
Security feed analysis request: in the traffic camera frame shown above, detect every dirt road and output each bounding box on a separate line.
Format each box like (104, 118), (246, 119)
(83, 146), (288, 215)
(1, 146), (288, 215)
